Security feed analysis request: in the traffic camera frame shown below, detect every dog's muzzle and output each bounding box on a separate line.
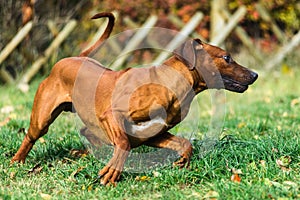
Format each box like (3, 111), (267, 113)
(223, 71), (258, 93)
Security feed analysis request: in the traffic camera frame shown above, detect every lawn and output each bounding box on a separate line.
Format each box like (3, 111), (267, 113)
(0, 66), (299, 199)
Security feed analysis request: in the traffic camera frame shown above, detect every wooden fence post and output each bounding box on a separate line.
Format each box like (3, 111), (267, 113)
(168, 14), (207, 42)
(0, 22), (33, 65)
(255, 3), (286, 43)
(265, 30), (300, 70)
(109, 15), (158, 70)
(210, 0), (226, 44)
(0, 21), (33, 83)
(153, 12), (203, 65)
(221, 9), (265, 63)
(210, 6), (246, 46)
(18, 20), (77, 92)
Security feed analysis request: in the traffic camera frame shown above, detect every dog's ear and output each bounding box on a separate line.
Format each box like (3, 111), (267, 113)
(173, 39), (203, 70)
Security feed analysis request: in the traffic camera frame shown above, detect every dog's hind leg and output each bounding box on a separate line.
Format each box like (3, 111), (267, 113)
(144, 132), (193, 168)
(11, 79), (72, 163)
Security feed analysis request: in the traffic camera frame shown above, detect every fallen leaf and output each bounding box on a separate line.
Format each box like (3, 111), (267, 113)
(278, 198), (289, 200)
(10, 172), (16, 179)
(28, 163), (43, 175)
(203, 190), (219, 199)
(230, 174), (241, 183)
(0, 117), (11, 127)
(231, 168), (243, 174)
(39, 138), (46, 143)
(279, 166), (292, 172)
(135, 175), (150, 181)
(265, 178), (282, 187)
(281, 64), (292, 75)
(276, 156), (291, 167)
(237, 122), (246, 128)
(70, 149), (89, 158)
(0, 106), (14, 114)
(272, 148), (279, 153)
(88, 185), (93, 191)
(70, 166), (85, 178)
(291, 98), (300, 107)
(276, 156), (292, 172)
(277, 125), (282, 131)
(282, 112), (288, 117)
(18, 127), (26, 134)
(264, 178), (272, 187)
(254, 135), (259, 140)
(259, 160), (266, 168)
(282, 181), (297, 188)
(40, 193), (52, 200)
(152, 171), (162, 177)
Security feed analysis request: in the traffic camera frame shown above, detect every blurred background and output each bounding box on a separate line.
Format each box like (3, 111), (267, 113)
(0, 0), (299, 87)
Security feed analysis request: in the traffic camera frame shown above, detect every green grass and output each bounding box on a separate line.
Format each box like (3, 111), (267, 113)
(0, 68), (299, 199)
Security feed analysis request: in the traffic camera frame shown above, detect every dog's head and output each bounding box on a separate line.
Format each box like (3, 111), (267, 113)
(174, 39), (258, 93)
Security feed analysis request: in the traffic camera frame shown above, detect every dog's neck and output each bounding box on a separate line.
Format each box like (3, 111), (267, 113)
(162, 57), (207, 94)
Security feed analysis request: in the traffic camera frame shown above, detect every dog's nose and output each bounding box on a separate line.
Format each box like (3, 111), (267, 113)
(250, 71), (258, 83)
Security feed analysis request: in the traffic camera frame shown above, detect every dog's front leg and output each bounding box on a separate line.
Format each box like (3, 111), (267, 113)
(97, 111), (130, 186)
(145, 132), (192, 168)
(98, 145), (129, 185)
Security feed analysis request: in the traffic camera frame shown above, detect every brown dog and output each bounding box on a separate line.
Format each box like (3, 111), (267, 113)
(11, 12), (258, 185)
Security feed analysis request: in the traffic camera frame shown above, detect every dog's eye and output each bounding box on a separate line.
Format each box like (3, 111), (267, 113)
(223, 55), (231, 63)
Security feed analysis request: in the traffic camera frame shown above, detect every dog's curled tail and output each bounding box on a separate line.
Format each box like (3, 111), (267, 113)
(79, 12), (115, 57)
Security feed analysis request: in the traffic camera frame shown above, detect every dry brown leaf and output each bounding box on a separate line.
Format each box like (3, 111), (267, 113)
(0, 117), (11, 127)
(276, 156), (292, 172)
(231, 168), (243, 174)
(290, 98), (300, 107)
(276, 156), (291, 167)
(279, 166), (292, 172)
(70, 166), (85, 178)
(231, 174), (241, 183)
(70, 149), (89, 158)
(39, 137), (46, 143)
(272, 148), (279, 153)
(10, 172), (16, 179)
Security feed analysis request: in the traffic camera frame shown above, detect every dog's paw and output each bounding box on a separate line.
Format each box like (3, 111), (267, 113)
(98, 165), (121, 186)
(173, 156), (190, 168)
(10, 156), (25, 164)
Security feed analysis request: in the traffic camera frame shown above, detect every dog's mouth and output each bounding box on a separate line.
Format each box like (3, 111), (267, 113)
(221, 71), (258, 93)
(222, 78), (249, 93)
